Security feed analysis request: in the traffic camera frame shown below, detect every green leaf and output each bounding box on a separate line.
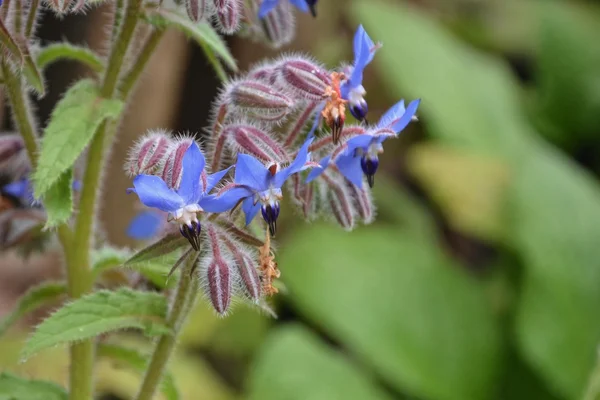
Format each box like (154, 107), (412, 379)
(43, 169), (73, 228)
(97, 343), (179, 400)
(248, 325), (393, 400)
(0, 373), (67, 400)
(0, 19), (23, 64)
(33, 79), (123, 198)
(37, 43), (105, 74)
(22, 288), (170, 360)
(144, 8), (237, 71)
(0, 281), (66, 337)
(353, 1), (600, 397)
(124, 233), (189, 266)
(280, 225), (501, 400)
(22, 44), (45, 96)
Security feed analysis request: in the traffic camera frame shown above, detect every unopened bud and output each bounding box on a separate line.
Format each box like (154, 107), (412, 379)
(226, 79), (294, 121)
(275, 57), (331, 101)
(346, 181), (374, 224)
(186, 0), (209, 22)
(322, 171), (355, 230)
(125, 130), (172, 177)
(260, 0), (295, 49)
(247, 63), (278, 84)
(215, 0), (241, 34)
(222, 123), (288, 162)
(160, 137), (195, 189)
(206, 258), (232, 315)
(222, 237), (261, 301)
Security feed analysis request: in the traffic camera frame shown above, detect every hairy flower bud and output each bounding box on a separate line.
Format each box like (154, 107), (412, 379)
(225, 79), (294, 121)
(222, 123), (288, 162)
(202, 225), (233, 314)
(186, 0), (209, 22)
(247, 63), (278, 84)
(215, 0), (241, 34)
(321, 170), (356, 230)
(221, 236), (262, 301)
(260, 0), (295, 49)
(346, 181), (375, 224)
(160, 137), (194, 189)
(275, 57), (331, 101)
(125, 130), (172, 177)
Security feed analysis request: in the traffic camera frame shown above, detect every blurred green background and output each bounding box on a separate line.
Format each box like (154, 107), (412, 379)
(2, 0), (600, 399)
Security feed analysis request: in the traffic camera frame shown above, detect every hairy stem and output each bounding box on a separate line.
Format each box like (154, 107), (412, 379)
(68, 0), (144, 398)
(25, 0), (40, 38)
(135, 252), (198, 400)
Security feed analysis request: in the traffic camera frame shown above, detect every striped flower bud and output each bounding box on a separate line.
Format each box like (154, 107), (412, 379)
(202, 224), (233, 315)
(321, 170), (356, 230)
(275, 57), (331, 101)
(186, 0), (209, 22)
(346, 180), (375, 224)
(225, 79), (294, 121)
(160, 137), (194, 189)
(215, 0), (241, 34)
(221, 235), (262, 302)
(125, 130), (172, 177)
(222, 123), (288, 163)
(260, 0), (295, 49)
(247, 63), (278, 85)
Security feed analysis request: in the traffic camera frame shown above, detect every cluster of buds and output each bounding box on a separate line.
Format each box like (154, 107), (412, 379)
(125, 24), (421, 315)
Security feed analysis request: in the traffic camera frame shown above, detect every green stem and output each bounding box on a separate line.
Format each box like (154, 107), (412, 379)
(25, 0), (40, 38)
(67, 1), (144, 399)
(112, 0), (125, 41)
(14, 0), (22, 35)
(118, 29), (165, 100)
(135, 253), (198, 400)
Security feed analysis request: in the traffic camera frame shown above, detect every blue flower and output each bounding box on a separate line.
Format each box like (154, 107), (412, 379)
(340, 25), (380, 121)
(307, 99), (420, 188)
(127, 210), (164, 241)
(127, 141), (234, 250)
(258, 0), (310, 18)
(219, 137), (314, 236)
(2, 177), (82, 208)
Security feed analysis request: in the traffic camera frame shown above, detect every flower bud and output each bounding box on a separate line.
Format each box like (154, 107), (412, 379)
(215, 0), (241, 34)
(247, 63), (278, 84)
(225, 79), (294, 122)
(275, 57), (331, 101)
(222, 236), (261, 301)
(222, 123), (288, 162)
(260, 0), (295, 49)
(321, 170), (355, 230)
(346, 181), (375, 224)
(205, 257), (232, 315)
(125, 130), (172, 177)
(160, 137), (195, 189)
(186, 0), (209, 22)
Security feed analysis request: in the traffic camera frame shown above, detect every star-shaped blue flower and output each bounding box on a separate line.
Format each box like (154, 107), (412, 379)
(127, 141), (234, 250)
(218, 137), (314, 236)
(127, 210), (164, 240)
(340, 25), (380, 121)
(307, 99), (420, 188)
(258, 0), (310, 18)
(2, 177), (81, 208)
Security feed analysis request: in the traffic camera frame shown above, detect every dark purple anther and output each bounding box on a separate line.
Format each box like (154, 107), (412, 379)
(261, 202), (280, 237)
(180, 220), (202, 251)
(360, 156), (379, 188)
(350, 101), (368, 121)
(305, 0), (318, 17)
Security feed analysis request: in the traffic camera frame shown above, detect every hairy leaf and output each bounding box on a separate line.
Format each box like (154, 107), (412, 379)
(248, 326), (392, 400)
(33, 79), (123, 198)
(0, 373), (67, 400)
(43, 169), (73, 228)
(98, 343), (179, 400)
(37, 43), (105, 74)
(22, 288), (170, 360)
(0, 281), (66, 337)
(144, 8), (237, 71)
(124, 233), (189, 266)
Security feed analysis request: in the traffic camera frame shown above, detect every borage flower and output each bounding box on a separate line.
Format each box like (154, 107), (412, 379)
(218, 137), (314, 236)
(307, 99), (420, 188)
(340, 25), (380, 122)
(258, 0), (313, 18)
(127, 141), (235, 251)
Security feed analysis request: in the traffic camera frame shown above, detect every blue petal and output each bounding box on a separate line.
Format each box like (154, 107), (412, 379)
(3, 179), (29, 198)
(206, 166), (232, 193)
(127, 211), (163, 240)
(132, 175), (184, 212)
(234, 153), (269, 191)
(72, 180), (82, 191)
(336, 153), (364, 188)
(258, 0), (278, 18)
(289, 0), (309, 12)
(378, 99), (405, 128)
(354, 25), (376, 65)
(344, 134), (376, 154)
(177, 142), (205, 204)
(274, 137), (313, 187)
(390, 99), (420, 134)
(306, 155), (330, 183)
(200, 186), (253, 213)
(242, 196), (261, 226)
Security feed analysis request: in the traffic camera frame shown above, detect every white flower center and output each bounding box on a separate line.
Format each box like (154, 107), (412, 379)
(348, 85), (367, 106)
(172, 203), (202, 226)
